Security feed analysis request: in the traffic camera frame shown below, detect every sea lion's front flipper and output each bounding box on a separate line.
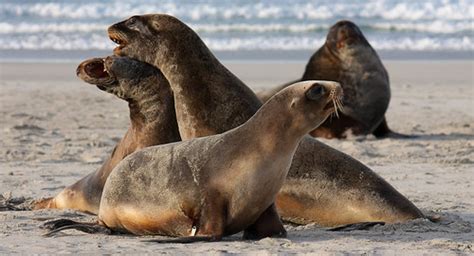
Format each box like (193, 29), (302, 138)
(327, 221), (385, 231)
(372, 118), (415, 139)
(243, 203), (287, 240)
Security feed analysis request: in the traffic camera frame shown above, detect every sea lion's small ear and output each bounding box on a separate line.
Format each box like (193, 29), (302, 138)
(305, 83), (325, 101)
(150, 15), (164, 31)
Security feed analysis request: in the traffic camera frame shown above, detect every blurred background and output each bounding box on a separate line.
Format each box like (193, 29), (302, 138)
(0, 0), (472, 61)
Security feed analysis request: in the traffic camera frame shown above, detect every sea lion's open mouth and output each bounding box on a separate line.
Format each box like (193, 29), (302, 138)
(108, 32), (128, 55)
(84, 59), (109, 79)
(77, 58), (117, 88)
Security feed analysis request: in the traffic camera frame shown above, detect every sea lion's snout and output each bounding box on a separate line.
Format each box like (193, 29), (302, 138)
(324, 83), (344, 117)
(304, 81), (343, 117)
(327, 20), (364, 49)
(305, 82), (342, 102)
(108, 24), (129, 55)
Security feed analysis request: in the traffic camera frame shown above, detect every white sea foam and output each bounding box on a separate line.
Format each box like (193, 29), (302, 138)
(0, 21), (471, 35)
(0, 0), (472, 55)
(1, 1), (472, 21)
(204, 36), (474, 51)
(1, 34), (471, 51)
(372, 21), (473, 34)
(0, 22), (106, 34)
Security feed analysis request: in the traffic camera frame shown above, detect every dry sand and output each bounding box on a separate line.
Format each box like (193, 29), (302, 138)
(0, 60), (473, 254)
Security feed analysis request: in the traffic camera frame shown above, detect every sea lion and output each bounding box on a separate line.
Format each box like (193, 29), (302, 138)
(109, 14), (424, 227)
(44, 80), (343, 239)
(34, 56), (181, 214)
(258, 20), (406, 139)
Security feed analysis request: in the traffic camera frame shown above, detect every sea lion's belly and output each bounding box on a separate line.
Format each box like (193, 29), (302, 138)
(98, 145), (202, 235)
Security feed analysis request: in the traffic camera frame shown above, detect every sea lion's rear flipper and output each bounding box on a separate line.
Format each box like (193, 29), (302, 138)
(327, 221), (385, 231)
(41, 218), (81, 230)
(41, 219), (111, 237)
(372, 118), (415, 139)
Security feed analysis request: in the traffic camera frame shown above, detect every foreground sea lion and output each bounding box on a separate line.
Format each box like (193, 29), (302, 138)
(34, 56), (181, 214)
(108, 14), (425, 226)
(45, 80), (343, 239)
(258, 20), (405, 139)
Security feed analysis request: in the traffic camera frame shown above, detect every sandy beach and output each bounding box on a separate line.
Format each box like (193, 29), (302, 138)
(0, 60), (473, 254)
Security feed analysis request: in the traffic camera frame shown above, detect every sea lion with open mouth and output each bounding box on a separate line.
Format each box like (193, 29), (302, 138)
(34, 56), (181, 214)
(106, 14), (424, 227)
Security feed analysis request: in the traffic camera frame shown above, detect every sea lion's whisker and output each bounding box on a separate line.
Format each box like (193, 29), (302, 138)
(336, 97), (344, 112)
(332, 98), (339, 118)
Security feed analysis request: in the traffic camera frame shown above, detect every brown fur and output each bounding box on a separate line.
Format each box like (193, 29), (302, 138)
(258, 20), (398, 139)
(109, 14), (424, 227)
(83, 81), (341, 239)
(34, 56), (181, 214)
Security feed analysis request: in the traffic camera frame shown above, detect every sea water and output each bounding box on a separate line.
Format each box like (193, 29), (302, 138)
(0, 0), (472, 61)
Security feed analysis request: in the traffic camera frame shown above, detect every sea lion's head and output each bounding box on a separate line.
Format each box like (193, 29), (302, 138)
(76, 56), (160, 100)
(325, 20), (371, 56)
(271, 80), (344, 133)
(108, 14), (205, 67)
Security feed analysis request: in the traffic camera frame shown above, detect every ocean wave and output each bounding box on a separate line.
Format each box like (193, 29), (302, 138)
(372, 21), (474, 34)
(0, 34), (471, 51)
(0, 22), (106, 34)
(205, 36), (474, 51)
(0, 21), (471, 35)
(1, 0), (472, 21)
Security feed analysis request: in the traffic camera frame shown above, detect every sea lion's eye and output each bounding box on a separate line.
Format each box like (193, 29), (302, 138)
(312, 86), (323, 95)
(305, 84), (325, 100)
(126, 16), (140, 30)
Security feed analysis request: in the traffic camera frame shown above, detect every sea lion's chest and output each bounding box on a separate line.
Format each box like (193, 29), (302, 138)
(215, 155), (289, 232)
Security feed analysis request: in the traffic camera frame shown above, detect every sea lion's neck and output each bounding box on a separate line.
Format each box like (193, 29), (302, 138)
(236, 98), (303, 157)
(155, 40), (261, 139)
(126, 86), (180, 144)
(156, 42), (220, 92)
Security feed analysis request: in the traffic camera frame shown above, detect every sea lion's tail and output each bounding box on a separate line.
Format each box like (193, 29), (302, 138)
(41, 219), (111, 237)
(327, 221), (386, 231)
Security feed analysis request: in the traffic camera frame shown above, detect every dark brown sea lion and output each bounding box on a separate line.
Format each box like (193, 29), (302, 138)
(34, 56), (181, 214)
(44, 80), (343, 240)
(258, 20), (407, 139)
(108, 14), (424, 227)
